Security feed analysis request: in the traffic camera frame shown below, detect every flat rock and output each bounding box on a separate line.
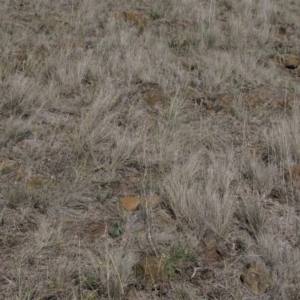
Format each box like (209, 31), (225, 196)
(142, 89), (169, 108)
(284, 54), (299, 69)
(197, 232), (221, 260)
(120, 197), (140, 211)
(134, 256), (167, 285)
(240, 262), (272, 294)
(137, 82), (169, 109)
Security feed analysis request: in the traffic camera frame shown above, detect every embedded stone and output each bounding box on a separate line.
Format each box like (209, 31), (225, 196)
(134, 256), (167, 285)
(284, 54), (299, 69)
(240, 262), (272, 294)
(120, 197), (140, 211)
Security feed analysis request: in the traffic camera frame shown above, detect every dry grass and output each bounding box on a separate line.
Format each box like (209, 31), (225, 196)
(1, 0), (300, 299)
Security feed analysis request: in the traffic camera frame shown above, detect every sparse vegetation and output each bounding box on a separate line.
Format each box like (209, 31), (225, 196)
(0, 0), (300, 299)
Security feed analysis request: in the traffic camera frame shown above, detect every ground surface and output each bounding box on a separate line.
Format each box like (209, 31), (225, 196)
(0, 0), (300, 299)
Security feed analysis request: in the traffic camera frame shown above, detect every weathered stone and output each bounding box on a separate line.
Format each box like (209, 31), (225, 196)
(25, 174), (52, 190)
(142, 89), (169, 108)
(120, 197), (140, 211)
(0, 158), (18, 175)
(134, 256), (167, 284)
(240, 262), (272, 294)
(284, 54), (299, 69)
(198, 232), (221, 260)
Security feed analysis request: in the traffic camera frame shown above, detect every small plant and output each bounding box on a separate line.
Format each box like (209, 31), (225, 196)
(165, 243), (196, 279)
(108, 222), (123, 238)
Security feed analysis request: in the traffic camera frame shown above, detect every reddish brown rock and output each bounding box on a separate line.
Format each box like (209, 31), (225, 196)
(142, 90), (169, 108)
(198, 232), (221, 260)
(240, 262), (272, 294)
(134, 256), (167, 284)
(120, 197), (140, 211)
(284, 54), (299, 69)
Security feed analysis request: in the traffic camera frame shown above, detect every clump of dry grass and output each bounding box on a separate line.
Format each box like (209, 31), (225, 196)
(0, 0), (300, 299)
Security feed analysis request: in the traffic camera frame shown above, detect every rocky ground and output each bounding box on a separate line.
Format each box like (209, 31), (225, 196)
(0, 0), (300, 299)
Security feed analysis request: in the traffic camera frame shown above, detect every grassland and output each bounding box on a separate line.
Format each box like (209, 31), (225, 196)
(0, 0), (300, 299)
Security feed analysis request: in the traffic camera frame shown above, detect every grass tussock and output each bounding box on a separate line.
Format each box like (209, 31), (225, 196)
(0, 0), (300, 299)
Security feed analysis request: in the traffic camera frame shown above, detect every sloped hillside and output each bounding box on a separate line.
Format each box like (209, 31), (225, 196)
(0, 0), (300, 299)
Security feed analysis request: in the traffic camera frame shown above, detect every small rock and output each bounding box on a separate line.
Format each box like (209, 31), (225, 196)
(198, 232), (221, 260)
(136, 82), (169, 109)
(120, 197), (140, 211)
(240, 262), (272, 294)
(284, 54), (299, 69)
(0, 158), (18, 175)
(142, 89), (169, 108)
(134, 256), (167, 285)
(25, 174), (52, 190)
